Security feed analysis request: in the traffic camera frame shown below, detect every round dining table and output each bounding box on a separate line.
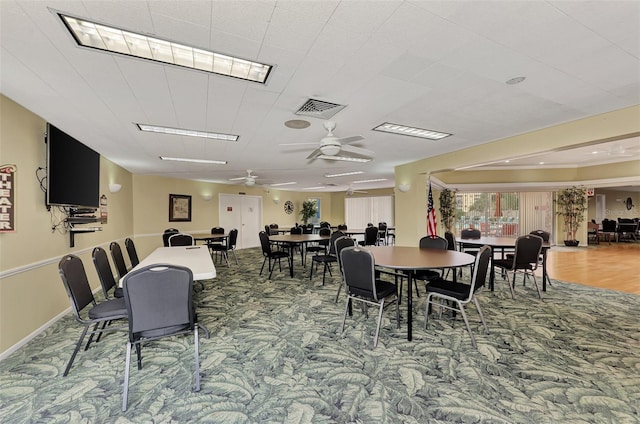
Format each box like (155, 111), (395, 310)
(269, 233), (331, 277)
(366, 246), (475, 341)
(458, 236), (551, 291)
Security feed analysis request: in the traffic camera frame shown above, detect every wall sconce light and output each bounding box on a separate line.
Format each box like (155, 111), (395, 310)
(273, 197), (280, 205)
(109, 183), (122, 193)
(397, 183), (411, 193)
(202, 193), (213, 201)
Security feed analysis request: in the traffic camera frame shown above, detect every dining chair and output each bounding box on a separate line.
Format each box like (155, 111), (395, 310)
(92, 247), (123, 299)
(110, 241), (129, 280)
(333, 235), (356, 303)
(168, 233), (195, 246)
(340, 246), (400, 348)
(259, 231), (291, 279)
(289, 226), (304, 261)
(424, 245), (491, 348)
(443, 231), (458, 279)
(268, 223), (280, 235)
(601, 219), (617, 243)
(358, 225), (379, 246)
(162, 228), (179, 247)
(493, 234), (544, 299)
(208, 228), (238, 266)
(305, 227), (330, 263)
(309, 230), (344, 285)
(207, 227), (225, 254)
(124, 237), (140, 267)
(58, 254), (127, 376)
(121, 264), (200, 411)
(402, 236), (449, 300)
(377, 222), (388, 245)
(459, 227), (482, 260)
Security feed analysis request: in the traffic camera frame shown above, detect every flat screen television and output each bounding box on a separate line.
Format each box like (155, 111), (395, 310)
(46, 123), (100, 209)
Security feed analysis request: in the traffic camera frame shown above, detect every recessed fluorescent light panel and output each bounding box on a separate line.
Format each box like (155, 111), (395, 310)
(325, 171), (364, 178)
(317, 155), (371, 163)
(373, 122), (451, 140)
(270, 182), (297, 187)
(59, 14), (272, 83)
(352, 178), (387, 184)
(137, 124), (238, 141)
(160, 156), (227, 165)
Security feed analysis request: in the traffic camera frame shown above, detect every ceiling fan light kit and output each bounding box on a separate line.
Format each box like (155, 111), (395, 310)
(319, 144), (341, 156)
(231, 170), (259, 186)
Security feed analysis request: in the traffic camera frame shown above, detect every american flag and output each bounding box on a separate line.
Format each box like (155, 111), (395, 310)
(427, 181), (437, 237)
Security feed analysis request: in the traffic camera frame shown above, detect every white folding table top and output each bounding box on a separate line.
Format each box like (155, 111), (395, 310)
(121, 246), (216, 285)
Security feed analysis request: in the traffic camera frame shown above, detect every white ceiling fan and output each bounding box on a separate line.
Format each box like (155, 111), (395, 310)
(230, 169), (259, 186)
(280, 121), (374, 162)
(346, 184), (367, 195)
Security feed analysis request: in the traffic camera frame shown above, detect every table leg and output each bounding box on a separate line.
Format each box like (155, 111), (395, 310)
(301, 243), (306, 267)
(489, 246), (495, 291)
(542, 248), (548, 291)
(287, 243), (295, 278)
(407, 272), (413, 342)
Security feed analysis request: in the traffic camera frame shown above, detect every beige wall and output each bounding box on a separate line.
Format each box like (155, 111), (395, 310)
(588, 188), (640, 221)
(395, 105), (640, 246)
(0, 96), (134, 353)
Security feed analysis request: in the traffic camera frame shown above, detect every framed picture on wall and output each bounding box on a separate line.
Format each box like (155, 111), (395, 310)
(169, 194), (192, 222)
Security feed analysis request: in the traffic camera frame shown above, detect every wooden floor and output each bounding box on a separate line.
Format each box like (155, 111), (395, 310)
(544, 241), (640, 294)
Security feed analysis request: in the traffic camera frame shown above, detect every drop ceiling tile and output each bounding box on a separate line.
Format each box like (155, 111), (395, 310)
(82, 1), (155, 33)
(148, 0), (213, 28)
(116, 57), (176, 126)
(164, 67), (209, 131)
(262, 1), (338, 54)
(211, 0), (275, 42)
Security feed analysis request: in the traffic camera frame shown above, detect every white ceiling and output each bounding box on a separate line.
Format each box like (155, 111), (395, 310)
(1, 1), (639, 192)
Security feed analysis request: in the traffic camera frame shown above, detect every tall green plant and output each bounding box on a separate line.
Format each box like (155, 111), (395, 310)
(555, 186), (587, 241)
(439, 188), (457, 232)
(300, 200), (318, 224)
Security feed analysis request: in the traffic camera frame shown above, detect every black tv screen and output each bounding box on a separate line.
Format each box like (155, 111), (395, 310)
(46, 123), (100, 208)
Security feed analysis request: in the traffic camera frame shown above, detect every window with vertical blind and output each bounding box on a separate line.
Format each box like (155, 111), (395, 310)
(455, 191), (553, 239)
(345, 196), (394, 228)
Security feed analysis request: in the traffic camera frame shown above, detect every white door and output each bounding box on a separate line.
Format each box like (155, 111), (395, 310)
(219, 194), (262, 249)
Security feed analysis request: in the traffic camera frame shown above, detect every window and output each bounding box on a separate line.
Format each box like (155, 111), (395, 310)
(345, 196), (394, 228)
(455, 191), (553, 238)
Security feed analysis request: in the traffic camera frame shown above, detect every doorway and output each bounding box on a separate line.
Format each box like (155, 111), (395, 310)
(218, 194), (262, 250)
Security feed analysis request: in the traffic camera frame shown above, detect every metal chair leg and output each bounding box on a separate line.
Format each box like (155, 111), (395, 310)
(122, 342), (132, 411)
(63, 325), (89, 377)
(193, 327), (200, 392)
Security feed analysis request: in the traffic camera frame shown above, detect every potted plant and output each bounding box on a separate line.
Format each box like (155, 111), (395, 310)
(300, 200), (318, 224)
(439, 188), (457, 232)
(555, 186), (587, 246)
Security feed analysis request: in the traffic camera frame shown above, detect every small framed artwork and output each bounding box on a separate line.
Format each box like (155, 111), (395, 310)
(169, 194), (192, 222)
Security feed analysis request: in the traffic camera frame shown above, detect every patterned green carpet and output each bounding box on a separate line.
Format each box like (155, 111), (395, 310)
(1, 247), (639, 423)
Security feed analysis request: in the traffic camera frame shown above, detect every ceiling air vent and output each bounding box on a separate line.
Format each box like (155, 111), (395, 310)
(295, 99), (346, 119)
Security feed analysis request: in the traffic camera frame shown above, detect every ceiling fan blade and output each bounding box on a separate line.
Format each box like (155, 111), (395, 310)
(337, 135), (364, 145)
(306, 147), (322, 160)
(341, 145), (374, 157)
(278, 142), (317, 147)
(229, 177), (246, 181)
